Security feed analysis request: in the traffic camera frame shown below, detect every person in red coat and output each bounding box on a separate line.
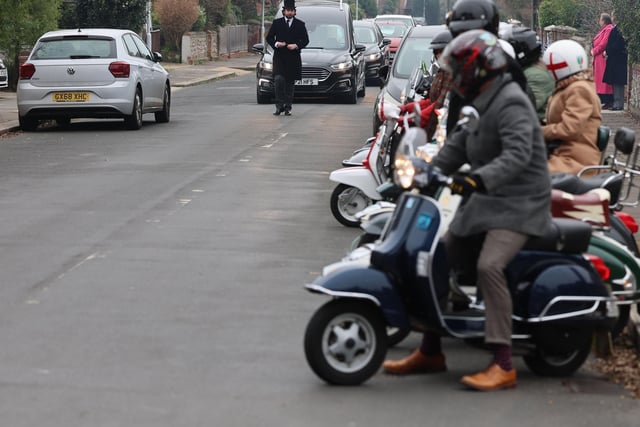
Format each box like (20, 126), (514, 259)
(265, 0), (309, 116)
(590, 13), (614, 108)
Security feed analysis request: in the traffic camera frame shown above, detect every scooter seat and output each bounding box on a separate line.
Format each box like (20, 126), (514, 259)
(550, 188), (610, 228)
(524, 218), (591, 254)
(551, 172), (623, 206)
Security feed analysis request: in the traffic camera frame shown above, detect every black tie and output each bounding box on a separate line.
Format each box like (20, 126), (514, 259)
(287, 19), (292, 27)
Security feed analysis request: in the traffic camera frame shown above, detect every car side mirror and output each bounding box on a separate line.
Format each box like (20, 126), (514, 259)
(355, 43), (366, 53)
(252, 43), (265, 54)
(382, 38), (391, 46)
(153, 52), (163, 62)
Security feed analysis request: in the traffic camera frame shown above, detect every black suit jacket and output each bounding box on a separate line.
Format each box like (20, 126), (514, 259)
(603, 25), (628, 85)
(266, 17), (309, 81)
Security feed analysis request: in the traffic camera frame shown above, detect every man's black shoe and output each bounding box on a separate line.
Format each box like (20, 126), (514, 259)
(284, 110), (292, 116)
(273, 107), (284, 116)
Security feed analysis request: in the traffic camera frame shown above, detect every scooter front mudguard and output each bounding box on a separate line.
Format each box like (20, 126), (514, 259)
(329, 167), (383, 201)
(305, 265), (409, 330)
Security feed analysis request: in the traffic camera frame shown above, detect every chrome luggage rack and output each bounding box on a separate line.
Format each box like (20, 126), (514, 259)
(579, 127), (638, 209)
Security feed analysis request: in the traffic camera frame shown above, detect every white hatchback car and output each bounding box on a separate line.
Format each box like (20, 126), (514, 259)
(17, 28), (170, 131)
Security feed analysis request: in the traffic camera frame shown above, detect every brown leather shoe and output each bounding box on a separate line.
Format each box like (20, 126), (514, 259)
(460, 363), (517, 391)
(383, 350), (446, 375)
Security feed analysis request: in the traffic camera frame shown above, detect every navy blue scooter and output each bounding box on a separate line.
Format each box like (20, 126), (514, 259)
(303, 126), (617, 386)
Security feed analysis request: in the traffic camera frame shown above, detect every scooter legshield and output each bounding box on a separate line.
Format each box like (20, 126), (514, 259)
(305, 265), (409, 330)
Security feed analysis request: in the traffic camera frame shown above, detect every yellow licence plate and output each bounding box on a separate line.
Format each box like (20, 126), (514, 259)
(52, 92), (90, 102)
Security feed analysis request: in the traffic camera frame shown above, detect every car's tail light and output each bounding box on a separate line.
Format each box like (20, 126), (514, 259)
(585, 254), (611, 281)
(614, 211), (639, 233)
(20, 63), (36, 80)
(109, 61), (130, 78)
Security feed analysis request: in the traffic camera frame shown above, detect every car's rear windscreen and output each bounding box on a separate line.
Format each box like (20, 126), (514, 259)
(31, 37), (116, 60)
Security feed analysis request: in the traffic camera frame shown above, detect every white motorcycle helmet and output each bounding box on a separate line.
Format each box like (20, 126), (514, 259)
(542, 39), (587, 81)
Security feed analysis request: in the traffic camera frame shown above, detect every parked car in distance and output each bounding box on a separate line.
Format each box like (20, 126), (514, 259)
(353, 20), (390, 86)
(253, 0), (366, 104)
(0, 58), (8, 89)
(17, 28), (171, 131)
(374, 14), (416, 29)
(372, 24), (446, 134)
(372, 20), (409, 64)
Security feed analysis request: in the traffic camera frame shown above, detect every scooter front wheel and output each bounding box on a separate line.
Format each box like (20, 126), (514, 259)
(330, 184), (373, 227)
(304, 299), (387, 385)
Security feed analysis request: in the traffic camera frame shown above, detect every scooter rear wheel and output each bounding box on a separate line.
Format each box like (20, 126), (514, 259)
(523, 328), (592, 377)
(330, 184), (373, 227)
(304, 299), (387, 385)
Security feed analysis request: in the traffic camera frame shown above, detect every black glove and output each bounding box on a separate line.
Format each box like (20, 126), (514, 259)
(449, 174), (484, 197)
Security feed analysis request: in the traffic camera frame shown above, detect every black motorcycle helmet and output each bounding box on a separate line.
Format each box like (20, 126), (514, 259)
(440, 29), (507, 100)
(507, 27), (541, 68)
(429, 30), (453, 55)
(446, 0), (500, 37)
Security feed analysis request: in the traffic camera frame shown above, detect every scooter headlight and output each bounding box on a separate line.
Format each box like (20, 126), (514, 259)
(393, 127), (430, 189)
(394, 156), (416, 189)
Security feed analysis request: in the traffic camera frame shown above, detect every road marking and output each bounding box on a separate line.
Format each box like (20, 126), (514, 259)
(262, 132), (288, 148)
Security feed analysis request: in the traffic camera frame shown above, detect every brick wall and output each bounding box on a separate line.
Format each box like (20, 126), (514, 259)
(181, 32), (216, 64)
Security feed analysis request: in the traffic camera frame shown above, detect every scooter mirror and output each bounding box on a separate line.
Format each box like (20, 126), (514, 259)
(456, 105), (480, 134)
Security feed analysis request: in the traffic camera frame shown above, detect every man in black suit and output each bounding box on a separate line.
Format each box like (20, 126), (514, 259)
(603, 10), (628, 111)
(266, 0), (309, 116)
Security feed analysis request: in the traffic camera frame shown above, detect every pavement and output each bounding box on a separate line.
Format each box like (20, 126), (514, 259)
(1, 52), (640, 352)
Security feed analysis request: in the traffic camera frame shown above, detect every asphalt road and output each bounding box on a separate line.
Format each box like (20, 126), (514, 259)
(0, 74), (638, 426)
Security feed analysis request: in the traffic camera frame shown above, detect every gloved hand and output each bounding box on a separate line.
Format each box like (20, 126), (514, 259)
(449, 174), (484, 197)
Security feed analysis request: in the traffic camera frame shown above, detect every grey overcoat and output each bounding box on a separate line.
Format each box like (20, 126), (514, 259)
(433, 74), (551, 237)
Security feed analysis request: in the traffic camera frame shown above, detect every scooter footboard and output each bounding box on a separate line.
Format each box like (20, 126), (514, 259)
(305, 265), (409, 329)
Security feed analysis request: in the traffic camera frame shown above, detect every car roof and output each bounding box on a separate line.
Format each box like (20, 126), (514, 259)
(37, 28), (136, 39)
(404, 24), (447, 38)
(375, 20), (408, 25)
(375, 14), (415, 23)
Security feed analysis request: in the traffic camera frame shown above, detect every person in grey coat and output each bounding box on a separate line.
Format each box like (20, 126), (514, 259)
(383, 30), (551, 391)
(603, 10), (628, 110)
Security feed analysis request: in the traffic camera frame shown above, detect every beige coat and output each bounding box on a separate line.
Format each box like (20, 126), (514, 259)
(543, 75), (602, 174)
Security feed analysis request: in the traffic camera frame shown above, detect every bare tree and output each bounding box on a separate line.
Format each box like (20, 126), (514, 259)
(155, 0), (201, 51)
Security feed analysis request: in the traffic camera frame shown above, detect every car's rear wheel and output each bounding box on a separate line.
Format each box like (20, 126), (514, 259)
(19, 116), (38, 132)
(125, 89), (143, 130)
(155, 84), (171, 123)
